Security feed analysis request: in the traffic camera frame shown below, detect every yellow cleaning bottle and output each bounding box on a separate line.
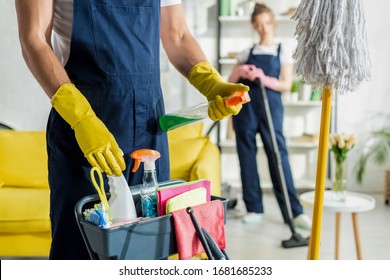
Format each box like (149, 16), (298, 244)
(130, 149), (161, 218)
(159, 90), (250, 131)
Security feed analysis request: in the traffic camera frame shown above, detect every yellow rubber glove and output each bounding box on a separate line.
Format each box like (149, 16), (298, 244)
(51, 83), (125, 176)
(188, 61), (250, 121)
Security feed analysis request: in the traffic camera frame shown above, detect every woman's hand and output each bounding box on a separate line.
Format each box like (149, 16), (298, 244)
(247, 67), (266, 81)
(228, 64), (257, 82)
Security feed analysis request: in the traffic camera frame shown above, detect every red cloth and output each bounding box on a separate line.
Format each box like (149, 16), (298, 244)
(171, 200), (226, 260)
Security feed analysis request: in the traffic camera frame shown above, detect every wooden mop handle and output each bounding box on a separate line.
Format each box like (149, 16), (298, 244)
(309, 87), (333, 260)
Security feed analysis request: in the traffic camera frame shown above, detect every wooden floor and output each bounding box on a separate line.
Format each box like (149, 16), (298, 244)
(225, 191), (390, 260)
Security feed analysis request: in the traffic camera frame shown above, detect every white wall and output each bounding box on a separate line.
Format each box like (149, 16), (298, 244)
(1, 0), (389, 192)
(335, 0), (390, 192)
(0, 0), (51, 130)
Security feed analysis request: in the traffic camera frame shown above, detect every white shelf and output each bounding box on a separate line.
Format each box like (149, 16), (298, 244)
(219, 58), (238, 65)
(288, 141), (318, 149)
(219, 15), (294, 23)
(220, 139), (318, 154)
(283, 101), (322, 107)
(294, 178), (317, 190)
(225, 177), (317, 190)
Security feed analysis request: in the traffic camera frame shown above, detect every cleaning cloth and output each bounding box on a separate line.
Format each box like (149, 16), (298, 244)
(166, 187), (207, 214)
(171, 200), (226, 260)
(156, 179), (210, 216)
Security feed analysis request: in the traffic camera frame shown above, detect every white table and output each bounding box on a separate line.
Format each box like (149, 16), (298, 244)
(300, 190), (375, 259)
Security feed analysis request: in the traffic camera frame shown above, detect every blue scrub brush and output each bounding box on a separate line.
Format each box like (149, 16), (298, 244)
(83, 203), (110, 228)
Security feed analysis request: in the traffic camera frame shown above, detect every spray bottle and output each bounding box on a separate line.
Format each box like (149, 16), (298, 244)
(130, 149), (161, 218)
(159, 90), (250, 131)
(107, 174), (138, 223)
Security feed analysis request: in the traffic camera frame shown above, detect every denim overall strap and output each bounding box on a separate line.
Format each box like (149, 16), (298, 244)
(233, 44), (303, 220)
(47, 0), (169, 259)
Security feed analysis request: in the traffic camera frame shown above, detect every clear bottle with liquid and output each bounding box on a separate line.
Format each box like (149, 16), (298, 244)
(159, 90), (250, 132)
(141, 163), (158, 217)
(130, 149), (161, 218)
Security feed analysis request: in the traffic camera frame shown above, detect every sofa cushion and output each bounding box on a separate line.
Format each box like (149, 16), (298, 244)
(190, 139), (221, 196)
(0, 232), (51, 257)
(168, 137), (208, 182)
(168, 123), (204, 141)
(0, 187), (50, 233)
(0, 131), (48, 188)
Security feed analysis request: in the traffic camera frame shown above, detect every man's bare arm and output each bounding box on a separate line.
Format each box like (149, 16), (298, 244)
(15, 0), (70, 98)
(160, 4), (207, 76)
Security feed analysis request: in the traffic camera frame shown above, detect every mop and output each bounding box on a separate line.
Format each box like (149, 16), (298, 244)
(256, 78), (308, 249)
(292, 0), (370, 259)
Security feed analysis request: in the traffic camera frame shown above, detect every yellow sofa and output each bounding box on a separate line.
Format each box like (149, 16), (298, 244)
(0, 123), (221, 258)
(167, 123), (221, 196)
(0, 131), (51, 257)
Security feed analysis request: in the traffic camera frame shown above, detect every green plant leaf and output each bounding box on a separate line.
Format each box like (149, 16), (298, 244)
(353, 122), (390, 184)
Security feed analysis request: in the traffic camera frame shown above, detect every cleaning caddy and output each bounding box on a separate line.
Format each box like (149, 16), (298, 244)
(76, 148), (229, 260)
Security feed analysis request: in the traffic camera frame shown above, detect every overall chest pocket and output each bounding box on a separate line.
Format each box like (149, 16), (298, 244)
(91, 4), (158, 76)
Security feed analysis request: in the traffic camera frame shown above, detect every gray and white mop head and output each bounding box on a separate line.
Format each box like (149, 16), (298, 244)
(292, 0), (371, 94)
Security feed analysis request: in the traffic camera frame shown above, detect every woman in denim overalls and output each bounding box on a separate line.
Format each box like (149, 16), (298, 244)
(228, 3), (311, 229)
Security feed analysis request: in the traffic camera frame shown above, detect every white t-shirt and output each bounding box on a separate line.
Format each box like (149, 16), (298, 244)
(52, 0), (182, 65)
(236, 42), (295, 66)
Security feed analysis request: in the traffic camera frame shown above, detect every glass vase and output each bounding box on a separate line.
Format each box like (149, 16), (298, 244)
(332, 158), (347, 202)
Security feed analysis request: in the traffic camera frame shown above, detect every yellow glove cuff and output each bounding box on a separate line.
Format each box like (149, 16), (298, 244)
(188, 61), (224, 100)
(51, 83), (95, 128)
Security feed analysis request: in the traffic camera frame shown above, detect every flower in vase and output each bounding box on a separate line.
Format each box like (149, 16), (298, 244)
(329, 133), (357, 196)
(329, 133), (357, 164)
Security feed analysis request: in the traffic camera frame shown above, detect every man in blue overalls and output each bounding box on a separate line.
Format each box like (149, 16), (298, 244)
(15, 0), (248, 259)
(228, 3), (311, 229)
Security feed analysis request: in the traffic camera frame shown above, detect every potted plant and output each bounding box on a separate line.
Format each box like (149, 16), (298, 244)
(354, 114), (390, 204)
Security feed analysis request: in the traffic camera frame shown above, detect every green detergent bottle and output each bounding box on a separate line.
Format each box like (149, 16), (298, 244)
(159, 90), (250, 132)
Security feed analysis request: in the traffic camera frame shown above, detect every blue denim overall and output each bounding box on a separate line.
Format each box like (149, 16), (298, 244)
(46, 0), (169, 259)
(232, 45), (303, 222)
